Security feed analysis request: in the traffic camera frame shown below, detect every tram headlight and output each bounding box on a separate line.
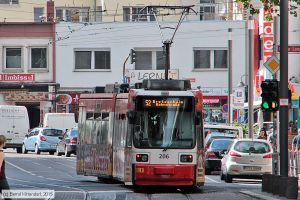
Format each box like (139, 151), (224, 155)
(136, 154), (148, 162)
(180, 155), (193, 163)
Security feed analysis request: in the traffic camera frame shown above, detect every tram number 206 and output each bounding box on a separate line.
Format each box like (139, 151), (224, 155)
(159, 154), (169, 159)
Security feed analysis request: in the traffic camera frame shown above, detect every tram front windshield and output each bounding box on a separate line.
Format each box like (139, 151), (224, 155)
(134, 96), (195, 149)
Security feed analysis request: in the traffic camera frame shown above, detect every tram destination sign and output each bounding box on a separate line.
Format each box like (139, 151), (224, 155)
(137, 96), (193, 110)
(144, 99), (184, 108)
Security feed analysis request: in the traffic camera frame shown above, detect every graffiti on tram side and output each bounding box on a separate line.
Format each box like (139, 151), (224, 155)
(82, 145), (112, 175)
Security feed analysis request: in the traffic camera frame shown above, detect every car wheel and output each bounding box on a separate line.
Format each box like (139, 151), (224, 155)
(225, 174), (233, 183)
(65, 146), (70, 157)
(56, 146), (62, 156)
(220, 170), (225, 180)
(205, 168), (211, 175)
(16, 147), (22, 154)
(49, 151), (55, 155)
(22, 144), (28, 154)
(35, 144), (41, 155)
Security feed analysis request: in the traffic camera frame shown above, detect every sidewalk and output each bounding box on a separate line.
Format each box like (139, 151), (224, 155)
(240, 189), (300, 200)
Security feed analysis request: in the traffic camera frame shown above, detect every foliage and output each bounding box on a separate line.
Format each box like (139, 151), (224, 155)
(236, 0), (299, 20)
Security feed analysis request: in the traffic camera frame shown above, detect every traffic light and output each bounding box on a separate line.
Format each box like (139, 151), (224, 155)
(130, 49), (136, 64)
(260, 79), (279, 112)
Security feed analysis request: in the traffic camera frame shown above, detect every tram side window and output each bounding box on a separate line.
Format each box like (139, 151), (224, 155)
(100, 112), (109, 144)
(78, 106), (86, 144)
(85, 112), (94, 144)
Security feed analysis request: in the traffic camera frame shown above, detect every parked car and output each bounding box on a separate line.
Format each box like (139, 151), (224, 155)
(22, 128), (63, 155)
(56, 127), (78, 157)
(204, 124), (243, 138)
(205, 138), (234, 175)
(220, 139), (272, 183)
(205, 132), (237, 150)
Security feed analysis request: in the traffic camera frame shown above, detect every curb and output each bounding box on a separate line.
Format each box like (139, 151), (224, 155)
(239, 190), (285, 200)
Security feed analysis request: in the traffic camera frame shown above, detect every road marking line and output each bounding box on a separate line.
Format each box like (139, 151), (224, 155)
(205, 176), (221, 183)
(7, 177), (84, 191)
(6, 161), (36, 176)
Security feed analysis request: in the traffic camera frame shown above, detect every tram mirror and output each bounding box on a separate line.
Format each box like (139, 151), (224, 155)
(127, 111), (137, 124)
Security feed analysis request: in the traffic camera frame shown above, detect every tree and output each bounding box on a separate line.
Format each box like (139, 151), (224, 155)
(236, 0), (299, 20)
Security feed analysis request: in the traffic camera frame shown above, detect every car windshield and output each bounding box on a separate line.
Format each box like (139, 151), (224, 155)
(70, 129), (78, 137)
(42, 129), (63, 137)
(134, 96), (195, 149)
(234, 141), (270, 153)
(210, 139), (233, 149)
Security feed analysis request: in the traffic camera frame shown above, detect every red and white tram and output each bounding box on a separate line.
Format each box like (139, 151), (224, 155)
(77, 79), (205, 187)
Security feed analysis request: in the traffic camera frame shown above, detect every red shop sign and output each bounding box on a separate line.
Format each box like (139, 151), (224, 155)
(0, 74), (35, 82)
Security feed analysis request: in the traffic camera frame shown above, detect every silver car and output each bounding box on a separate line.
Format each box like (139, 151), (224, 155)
(220, 139), (272, 183)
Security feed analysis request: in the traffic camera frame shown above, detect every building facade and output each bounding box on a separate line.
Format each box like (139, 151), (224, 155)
(55, 20), (250, 123)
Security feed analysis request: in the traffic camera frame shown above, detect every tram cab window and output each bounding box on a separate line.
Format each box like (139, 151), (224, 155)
(134, 96), (195, 149)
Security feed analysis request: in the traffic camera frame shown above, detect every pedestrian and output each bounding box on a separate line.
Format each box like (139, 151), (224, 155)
(292, 129), (300, 151)
(0, 135), (10, 199)
(258, 128), (267, 140)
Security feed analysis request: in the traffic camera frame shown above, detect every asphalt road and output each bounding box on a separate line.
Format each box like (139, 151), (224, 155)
(3, 150), (262, 200)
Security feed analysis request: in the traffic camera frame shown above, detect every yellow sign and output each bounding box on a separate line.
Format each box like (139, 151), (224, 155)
(264, 55), (280, 74)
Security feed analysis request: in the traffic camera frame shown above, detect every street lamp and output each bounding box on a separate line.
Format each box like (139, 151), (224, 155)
(238, 74), (248, 87)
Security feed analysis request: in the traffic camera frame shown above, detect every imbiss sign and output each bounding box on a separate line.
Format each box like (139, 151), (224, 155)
(0, 74), (35, 81)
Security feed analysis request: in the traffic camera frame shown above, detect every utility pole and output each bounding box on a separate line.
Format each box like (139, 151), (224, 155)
(272, 16), (279, 175)
(248, 17), (254, 139)
(163, 40), (171, 80)
(279, 0), (289, 177)
(228, 28), (232, 124)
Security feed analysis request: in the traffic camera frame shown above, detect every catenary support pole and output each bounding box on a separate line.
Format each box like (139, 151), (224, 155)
(248, 17), (254, 139)
(279, 0), (289, 177)
(228, 28), (232, 124)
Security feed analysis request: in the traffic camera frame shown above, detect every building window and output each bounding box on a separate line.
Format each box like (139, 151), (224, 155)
(34, 8), (44, 22)
(75, 50), (111, 70)
(156, 51), (165, 70)
(90, 6), (102, 22)
(134, 50), (164, 70)
(56, 8), (89, 22)
(95, 51), (110, 69)
(75, 51), (91, 69)
(31, 48), (47, 69)
(123, 7), (155, 22)
(135, 51), (152, 70)
(214, 50), (227, 68)
(200, 0), (216, 20)
(194, 49), (227, 69)
(194, 50), (210, 69)
(5, 48), (21, 69)
(0, 0), (18, 4)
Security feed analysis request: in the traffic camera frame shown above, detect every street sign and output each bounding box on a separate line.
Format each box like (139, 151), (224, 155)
(233, 89), (244, 109)
(222, 104), (228, 112)
(263, 55), (280, 74)
(277, 45), (300, 53)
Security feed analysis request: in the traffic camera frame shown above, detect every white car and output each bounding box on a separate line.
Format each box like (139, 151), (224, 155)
(220, 139), (272, 183)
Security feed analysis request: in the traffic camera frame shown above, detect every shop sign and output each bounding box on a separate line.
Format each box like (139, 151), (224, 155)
(0, 74), (35, 82)
(202, 87), (228, 96)
(127, 69), (178, 84)
(262, 21), (274, 62)
(56, 94), (72, 105)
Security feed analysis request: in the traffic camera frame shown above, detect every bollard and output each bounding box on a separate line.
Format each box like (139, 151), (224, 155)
(272, 175), (281, 195)
(268, 175), (275, 193)
(279, 176), (288, 197)
(262, 174), (271, 192)
(285, 176), (298, 199)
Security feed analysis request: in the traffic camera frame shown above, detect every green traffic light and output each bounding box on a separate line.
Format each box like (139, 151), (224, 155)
(262, 102), (269, 109)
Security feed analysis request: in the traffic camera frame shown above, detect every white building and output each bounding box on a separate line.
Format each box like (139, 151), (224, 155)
(56, 20), (250, 122)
